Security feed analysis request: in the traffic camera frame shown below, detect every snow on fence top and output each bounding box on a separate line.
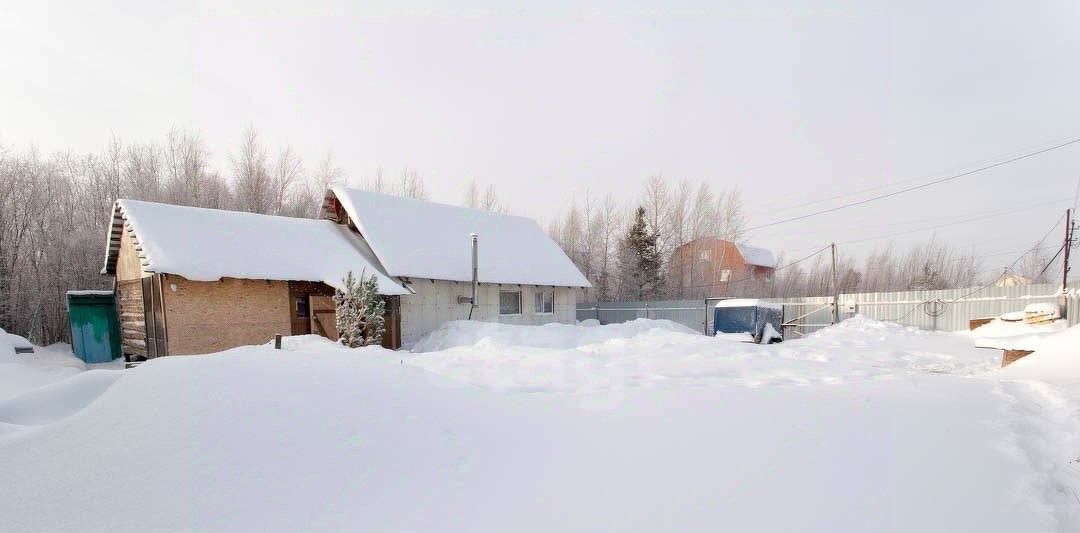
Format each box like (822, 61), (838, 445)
(101, 200), (410, 295)
(329, 187), (592, 287)
(735, 243), (778, 268)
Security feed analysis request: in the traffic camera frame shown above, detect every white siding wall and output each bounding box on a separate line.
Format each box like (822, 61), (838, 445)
(400, 280), (578, 346)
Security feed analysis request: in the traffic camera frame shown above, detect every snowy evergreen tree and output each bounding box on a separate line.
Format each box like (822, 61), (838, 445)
(334, 270), (386, 348)
(358, 273), (386, 346)
(617, 206), (663, 299)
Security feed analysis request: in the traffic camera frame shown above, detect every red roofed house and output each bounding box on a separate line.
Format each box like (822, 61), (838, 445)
(668, 237), (777, 298)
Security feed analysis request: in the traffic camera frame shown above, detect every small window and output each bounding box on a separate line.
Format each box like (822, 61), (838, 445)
(534, 290), (554, 314)
(499, 290), (522, 315)
(720, 269), (732, 282)
(699, 250), (710, 261)
(295, 296), (310, 319)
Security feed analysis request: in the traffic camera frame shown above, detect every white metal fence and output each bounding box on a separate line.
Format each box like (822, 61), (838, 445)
(578, 283), (1080, 337)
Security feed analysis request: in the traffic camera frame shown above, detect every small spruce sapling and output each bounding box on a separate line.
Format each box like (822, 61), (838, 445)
(334, 270), (386, 348)
(358, 273), (386, 346)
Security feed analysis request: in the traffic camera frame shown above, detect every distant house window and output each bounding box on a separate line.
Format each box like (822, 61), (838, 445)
(499, 290), (522, 315)
(699, 250), (710, 261)
(720, 269), (732, 282)
(535, 290), (554, 314)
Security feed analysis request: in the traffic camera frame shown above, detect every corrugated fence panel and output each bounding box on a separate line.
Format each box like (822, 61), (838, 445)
(577, 299), (710, 333)
(579, 282), (1080, 335)
(762, 297), (834, 338)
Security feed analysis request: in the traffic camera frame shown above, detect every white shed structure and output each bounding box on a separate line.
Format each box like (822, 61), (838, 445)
(323, 187), (591, 345)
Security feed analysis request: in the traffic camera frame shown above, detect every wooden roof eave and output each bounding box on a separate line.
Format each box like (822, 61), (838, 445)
(101, 200), (153, 276)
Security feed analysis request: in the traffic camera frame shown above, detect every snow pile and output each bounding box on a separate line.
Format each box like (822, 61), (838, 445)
(407, 315), (999, 392)
(7, 334), (33, 352)
(1, 327), (34, 353)
(1000, 325), (1080, 382)
(411, 318), (697, 352)
(971, 318), (1068, 350)
(715, 331), (754, 342)
(1023, 302), (1060, 323)
(0, 349), (83, 403)
(0, 343), (119, 403)
(331, 187), (590, 287)
(107, 200), (408, 294)
(0, 330), (14, 359)
(0, 370), (123, 430)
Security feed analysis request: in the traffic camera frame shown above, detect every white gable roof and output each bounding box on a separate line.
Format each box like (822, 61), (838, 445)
(102, 200), (410, 295)
(735, 243), (778, 269)
(329, 187), (591, 287)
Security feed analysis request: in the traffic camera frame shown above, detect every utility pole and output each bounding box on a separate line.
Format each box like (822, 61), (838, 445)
(831, 242), (840, 324)
(1064, 208), (1073, 293)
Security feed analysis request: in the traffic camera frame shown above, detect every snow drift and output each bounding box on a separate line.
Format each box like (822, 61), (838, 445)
(411, 318), (698, 352)
(1000, 324), (1080, 381)
(0, 370), (122, 427)
(406, 315), (1000, 392)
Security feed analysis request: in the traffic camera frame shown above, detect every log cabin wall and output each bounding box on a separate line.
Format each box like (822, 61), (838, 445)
(116, 279), (146, 358)
(115, 229), (149, 358)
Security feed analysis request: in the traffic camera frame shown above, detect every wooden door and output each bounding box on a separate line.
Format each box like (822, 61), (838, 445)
(139, 275), (168, 358)
(309, 295), (338, 341)
(381, 296), (401, 349)
(290, 294), (311, 335)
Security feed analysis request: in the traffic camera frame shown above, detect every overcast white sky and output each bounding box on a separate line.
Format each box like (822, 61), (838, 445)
(2, 0), (1079, 274)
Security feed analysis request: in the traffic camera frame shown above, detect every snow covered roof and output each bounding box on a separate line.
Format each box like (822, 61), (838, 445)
(326, 187), (591, 287)
(101, 200), (410, 295)
(735, 243), (778, 269)
(66, 290), (113, 296)
(714, 298), (782, 311)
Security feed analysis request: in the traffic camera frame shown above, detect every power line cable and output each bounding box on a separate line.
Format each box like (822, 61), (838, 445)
(1036, 243), (1067, 279)
(942, 214), (1068, 304)
(835, 200), (1068, 247)
(751, 197), (1068, 242)
(1004, 213), (1066, 273)
(744, 137), (1080, 233)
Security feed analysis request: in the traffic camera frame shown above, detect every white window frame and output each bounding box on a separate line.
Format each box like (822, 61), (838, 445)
(499, 290), (522, 315)
(534, 289), (555, 314)
(720, 269), (732, 282)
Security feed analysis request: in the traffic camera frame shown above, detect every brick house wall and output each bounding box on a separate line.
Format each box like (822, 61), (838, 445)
(160, 277), (291, 356)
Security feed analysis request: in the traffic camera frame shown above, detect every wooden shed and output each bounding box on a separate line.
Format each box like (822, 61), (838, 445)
(101, 200), (410, 358)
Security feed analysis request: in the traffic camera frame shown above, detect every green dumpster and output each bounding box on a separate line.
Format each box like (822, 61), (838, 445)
(67, 291), (121, 364)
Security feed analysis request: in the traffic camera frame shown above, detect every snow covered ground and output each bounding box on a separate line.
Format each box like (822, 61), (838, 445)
(1, 317), (1078, 532)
